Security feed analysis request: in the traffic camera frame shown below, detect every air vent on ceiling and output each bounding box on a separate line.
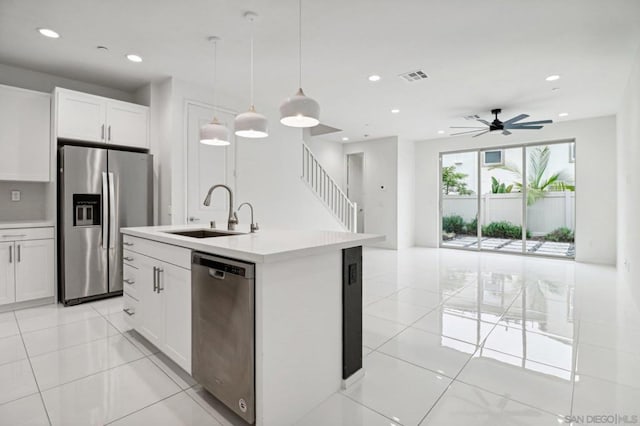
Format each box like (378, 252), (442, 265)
(463, 114), (481, 121)
(399, 70), (429, 82)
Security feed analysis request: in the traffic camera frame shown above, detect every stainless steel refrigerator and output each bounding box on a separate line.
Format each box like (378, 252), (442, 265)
(58, 145), (153, 305)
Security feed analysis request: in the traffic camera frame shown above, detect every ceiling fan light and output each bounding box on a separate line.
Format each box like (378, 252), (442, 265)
(200, 118), (230, 146)
(280, 88), (320, 128)
(235, 107), (269, 138)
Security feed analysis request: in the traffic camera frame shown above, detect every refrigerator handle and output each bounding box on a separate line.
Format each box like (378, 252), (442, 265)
(108, 172), (116, 249)
(101, 172), (109, 249)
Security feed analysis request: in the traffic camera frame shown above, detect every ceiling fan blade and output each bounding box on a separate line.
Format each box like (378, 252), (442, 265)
(472, 130), (490, 138)
(503, 114), (529, 125)
(450, 129), (486, 136)
(510, 125), (544, 130)
(450, 126), (488, 129)
(506, 119), (553, 127)
(477, 119), (491, 126)
(502, 130), (512, 135)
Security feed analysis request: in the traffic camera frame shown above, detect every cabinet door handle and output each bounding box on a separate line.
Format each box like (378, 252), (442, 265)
(157, 268), (164, 293)
(123, 256), (134, 262)
(123, 242), (134, 246)
(9, 246), (12, 264)
(17, 245), (20, 263)
(153, 266), (158, 292)
(101, 124), (105, 140)
(123, 308), (135, 316)
(108, 125), (112, 141)
(123, 279), (135, 285)
(1, 234), (26, 238)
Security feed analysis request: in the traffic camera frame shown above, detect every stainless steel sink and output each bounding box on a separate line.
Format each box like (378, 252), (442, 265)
(164, 229), (241, 238)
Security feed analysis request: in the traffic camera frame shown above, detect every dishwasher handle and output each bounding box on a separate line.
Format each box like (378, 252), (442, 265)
(209, 269), (226, 280)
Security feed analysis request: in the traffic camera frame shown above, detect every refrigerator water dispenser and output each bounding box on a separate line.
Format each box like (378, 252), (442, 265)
(72, 194), (101, 227)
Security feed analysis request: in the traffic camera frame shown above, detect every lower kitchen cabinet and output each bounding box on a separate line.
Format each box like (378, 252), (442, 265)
(131, 249), (192, 373)
(0, 228), (55, 307)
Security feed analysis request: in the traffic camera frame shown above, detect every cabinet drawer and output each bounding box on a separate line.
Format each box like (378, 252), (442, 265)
(0, 227), (54, 242)
(122, 235), (190, 269)
(123, 264), (138, 301)
(123, 249), (139, 269)
(123, 293), (138, 329)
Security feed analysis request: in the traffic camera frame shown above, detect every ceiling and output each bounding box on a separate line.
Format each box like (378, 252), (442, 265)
(1, 0), (639, 142)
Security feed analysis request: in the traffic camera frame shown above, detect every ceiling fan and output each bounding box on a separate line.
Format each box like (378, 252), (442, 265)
(450, 109), (553, 137)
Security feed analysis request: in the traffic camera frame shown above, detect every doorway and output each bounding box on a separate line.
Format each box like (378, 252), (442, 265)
(440, 140), (576, 258)
(184, 102), (236, 225)
(346, 153), (365, 233)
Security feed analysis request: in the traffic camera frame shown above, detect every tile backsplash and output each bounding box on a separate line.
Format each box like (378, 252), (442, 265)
(0, 182), (49, 221)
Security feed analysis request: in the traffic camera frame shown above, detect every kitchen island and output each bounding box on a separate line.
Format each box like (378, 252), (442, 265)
(120, 225), (383, 426)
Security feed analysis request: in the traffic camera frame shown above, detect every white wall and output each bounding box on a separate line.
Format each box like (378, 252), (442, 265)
(0, 62), (135, 102)
(397, 138), (415, 249)
(415, 116), (617, 265)
(344, 137), (398, 249)
(617, 47), (640, 283)
(145, 77), (343, 232)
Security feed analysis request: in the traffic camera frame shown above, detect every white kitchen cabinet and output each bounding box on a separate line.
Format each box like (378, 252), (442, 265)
(106, 101), (149, 149)
(160, 262), (191, 371)
(0, 227), (54, 307)
(0, 242), (16, 306)
(0, 84), (51, 182)
(124, 236), (191, 372)
(55, 88), (149, 149)
(57, 89), (106, 143)
(15, 239), (55, 302)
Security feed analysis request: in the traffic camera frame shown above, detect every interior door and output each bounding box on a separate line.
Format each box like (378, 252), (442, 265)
(108, 150), (153, 293)
(185, 103), (236, 225)
(15, 239), (54, 302)
(0, 242), (15, 306)
(136, 254), (163, 347)
(347, 153), (365, 233)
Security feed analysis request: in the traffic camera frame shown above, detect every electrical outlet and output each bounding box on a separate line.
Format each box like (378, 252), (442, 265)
(10, 190), (20, 202)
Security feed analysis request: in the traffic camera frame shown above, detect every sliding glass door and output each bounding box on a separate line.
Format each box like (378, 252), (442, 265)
(440, 140), (576, 259)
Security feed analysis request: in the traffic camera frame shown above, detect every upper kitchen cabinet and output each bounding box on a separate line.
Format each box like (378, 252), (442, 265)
(55, 88), (149, 149)
(0, 84), (51, 182)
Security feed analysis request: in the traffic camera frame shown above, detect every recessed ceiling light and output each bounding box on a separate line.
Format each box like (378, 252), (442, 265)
(391, 109), (400, 114)
(558, 112), (569, 117)
(545, 74), (560, 81)
(342, 137), (349, 141)
(37, 28), (60, 38)
(437, 130), (445, 134)
(126, 54), (143, 63)
(368, 75), (381, 82)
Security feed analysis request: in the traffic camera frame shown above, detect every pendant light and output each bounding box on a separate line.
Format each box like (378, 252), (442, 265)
(279, 0), (320, 128)
(235, 12), (269, 138)
(200, 36), (230, 146)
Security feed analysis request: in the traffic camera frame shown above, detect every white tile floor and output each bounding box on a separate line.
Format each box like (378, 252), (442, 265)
(0, 247), (637, 425)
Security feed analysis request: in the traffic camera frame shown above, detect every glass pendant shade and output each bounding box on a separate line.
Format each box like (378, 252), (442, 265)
(200, 118), (230, 146)
(235, 106), (269, 138)
(279, 88), (320, 128)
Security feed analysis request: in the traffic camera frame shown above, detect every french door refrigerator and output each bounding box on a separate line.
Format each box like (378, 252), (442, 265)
(58, 145), (153, 305)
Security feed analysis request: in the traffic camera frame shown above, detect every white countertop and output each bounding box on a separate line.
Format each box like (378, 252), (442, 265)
(0, 220), (54, 229)
(121, 224), (384, 263)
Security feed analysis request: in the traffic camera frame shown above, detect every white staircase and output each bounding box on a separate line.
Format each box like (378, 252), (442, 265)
(301, 143), (358, 232)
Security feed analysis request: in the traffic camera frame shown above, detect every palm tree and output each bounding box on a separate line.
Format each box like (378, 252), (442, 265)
(492, 146), (575, 205)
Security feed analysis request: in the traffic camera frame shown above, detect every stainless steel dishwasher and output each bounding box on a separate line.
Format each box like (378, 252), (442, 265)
(192, 252), (255, 424)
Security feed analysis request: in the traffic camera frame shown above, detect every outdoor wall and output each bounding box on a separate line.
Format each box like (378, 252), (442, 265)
(617, 46), (640, 285)
(443, 192), (575, 236)
(344, 137), (399, 249)
(415, 115), (617, 265)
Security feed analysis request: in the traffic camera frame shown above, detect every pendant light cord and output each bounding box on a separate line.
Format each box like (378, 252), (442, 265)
(212, 39), (218, 117)
(298, 0), (302, 89)
(250, 22), (255, 107)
